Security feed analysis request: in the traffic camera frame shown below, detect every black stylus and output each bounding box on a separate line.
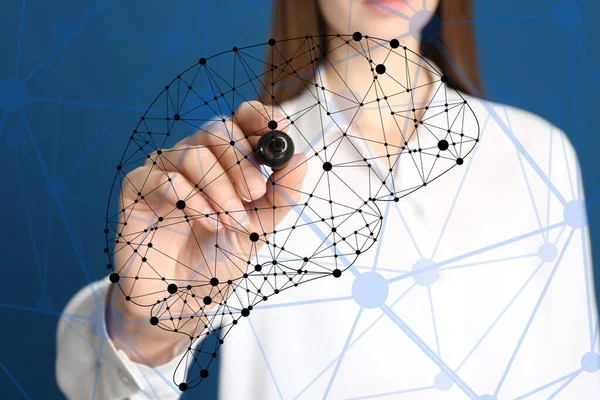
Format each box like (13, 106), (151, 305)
(255, 130), (295, 170)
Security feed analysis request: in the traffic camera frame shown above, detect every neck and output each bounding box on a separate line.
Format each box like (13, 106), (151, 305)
(319, 32), (434, 151)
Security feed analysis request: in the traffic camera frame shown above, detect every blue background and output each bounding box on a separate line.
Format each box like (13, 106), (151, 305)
(1, 0), (599, 398)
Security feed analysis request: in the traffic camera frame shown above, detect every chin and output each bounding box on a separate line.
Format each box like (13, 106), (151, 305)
(361, 19), (410, 40)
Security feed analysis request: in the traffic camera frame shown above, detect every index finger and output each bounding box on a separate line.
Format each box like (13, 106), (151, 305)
(234, 100), (290, 148)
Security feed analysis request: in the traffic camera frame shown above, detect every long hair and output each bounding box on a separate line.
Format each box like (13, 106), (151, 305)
(260, 0), (483, 104)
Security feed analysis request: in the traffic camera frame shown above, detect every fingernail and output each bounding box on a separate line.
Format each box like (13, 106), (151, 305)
(241, 167), (266, 198)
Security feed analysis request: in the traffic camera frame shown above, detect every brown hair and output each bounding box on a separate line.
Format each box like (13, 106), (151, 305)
(260, 0), (483, 104)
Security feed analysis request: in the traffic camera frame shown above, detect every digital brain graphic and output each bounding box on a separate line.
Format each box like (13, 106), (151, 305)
(104, 33), (479, 390)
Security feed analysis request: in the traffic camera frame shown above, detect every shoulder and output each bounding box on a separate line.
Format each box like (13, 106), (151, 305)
(464, 95), (580, 175)
(454, 95), (584, 218)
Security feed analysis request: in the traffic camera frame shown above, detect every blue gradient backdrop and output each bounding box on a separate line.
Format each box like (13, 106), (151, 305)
(1, 0), (599, 398)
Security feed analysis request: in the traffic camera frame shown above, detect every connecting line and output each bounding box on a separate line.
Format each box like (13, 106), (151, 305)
(574, 36), (600, 88)
(567, 33), (580, 150)
(594, 321), (600, 350)
(442, 13), (550, 25)
(66, 52), (168, 180)
(0, 302), (85, 319)
(493, 229), (575, 397)
(431, 114), (491, 259)
(248, 320), (285, 400)
(28, 96), (157, 114)
(513, 369), (581, 400)
(14, 152), (44, 291)
(322, 307), (364, 400)
(547, 369), (582, 400)
(481, 99), (567, 206)
(0, 361), (32, 400)
(292, 285), (416, 400)
(379, 304), (478, 399)
(252, 296), (353, 311)
(436, 38), (566, 207)
(581, 229), (596, 350)
(14, 0), (26, 77)
(91, 341), (105, 400)
(454, 259), (545, 374)
(437, 40), (566, 205)
(23, 0), (112, 82)
(345, 386), (434, 400)
(19, 110), (105, 304)
(387, 221), (565, 283)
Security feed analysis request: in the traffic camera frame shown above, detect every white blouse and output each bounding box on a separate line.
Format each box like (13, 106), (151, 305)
(56, 61), (600, 399)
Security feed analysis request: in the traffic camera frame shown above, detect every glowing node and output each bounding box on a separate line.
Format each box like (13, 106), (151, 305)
(564, 199), (587, 228)
(433, 371), (453, 391)
(581, 352), (600, 373)
(552, 1), (582, 31)
(538, 242), (558, 262)
(412, 259), (439, 286)
(352, 272), (389, 308)
(45, 177), (67, 199)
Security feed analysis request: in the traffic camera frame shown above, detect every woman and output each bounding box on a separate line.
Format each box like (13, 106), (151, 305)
(56, 0), (600, 399)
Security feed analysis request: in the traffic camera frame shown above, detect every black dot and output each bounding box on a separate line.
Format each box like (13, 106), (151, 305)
(249, 232), (259, 242)
(352, 32), (363, 41)
(390, 39), (400, 48)
(268, 120), (277, 130)
(268, 38), (276, 46)
(456, 158), (464, 165)
(437, 140), (449, 151)
(232, 46), (238, 52)
(441, 75), (448, 83)
(176, 200), (186, 210)
(150, 317), (159, 325)
(173, 114), (180, 121)
(376, 64), (386, 74)
(332, 269), (342, 278)
(109, 273), (119, 283)
(179, 383), (188, 391)
(203, 296), (212, 305)
(323, 162), (332, 171)
(167, 284), (178, 294)
(210, 277), (219, 286)
(255, 264), (262, 272)
(241, 308), (250, 317)
(200, 369), (209, 378)
(199, 58), (206, 65)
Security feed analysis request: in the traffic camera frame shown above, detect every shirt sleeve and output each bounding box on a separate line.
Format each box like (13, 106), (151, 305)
(55, 277), (194, 400)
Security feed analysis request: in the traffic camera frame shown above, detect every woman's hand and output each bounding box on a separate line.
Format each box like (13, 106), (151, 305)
(107, 100), (307, 365)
